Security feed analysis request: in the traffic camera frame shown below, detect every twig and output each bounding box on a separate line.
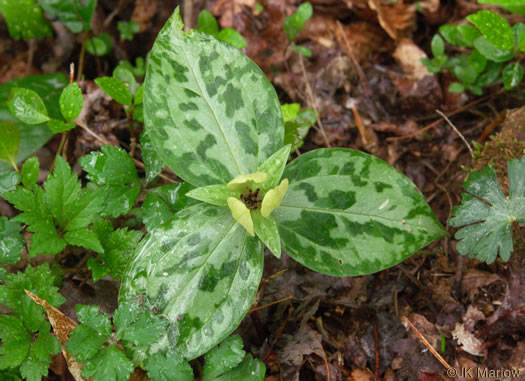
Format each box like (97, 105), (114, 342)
(373, 321), (380, 380)
(351, 105), (368, 145)
(298, 55), (331, 148)
(77, 31), (89, 81)
(435, 110), (474, 158)
(183, 0), (193, 32)
(402, 316), (452, 370)
(248, 295), (292, 313)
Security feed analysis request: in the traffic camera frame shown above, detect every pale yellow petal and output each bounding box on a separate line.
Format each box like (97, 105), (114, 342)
(226, 172), (268, 192)
(261, 178), (289, 217)
(227, 197), (255, 236)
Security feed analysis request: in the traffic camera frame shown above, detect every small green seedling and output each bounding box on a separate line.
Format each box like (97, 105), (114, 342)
(282, 103), (316, 149)
(450, 156), (525, 264)
(197, 10), (247, 49)
(422, 9), (525, 94)
(86, 32), (113, 56)
(284, 2), (313, 57)
(118, 20), (140, 41)
(119, 7), (446, 363)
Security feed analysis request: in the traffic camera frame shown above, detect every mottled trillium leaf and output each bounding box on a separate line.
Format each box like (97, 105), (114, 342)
(140, 130), (163, 182)
(261, 179), (288, 218)
(449, 157), (525, 264)
(226, 172), (267, 193)
(119, 203), (264, 360)
(252, 211), (281, 258)
(274, 149), (447, 276)
(187, 184), (239, 207)
(227, 197), (254, 236)
(0, 121), (20, 169)
(7, 88), (50, 125)
(143, 7), (284, 187)
(257, 144), (291, 192)
(95, 77), (132, 106)
(59, 82), (83, 122)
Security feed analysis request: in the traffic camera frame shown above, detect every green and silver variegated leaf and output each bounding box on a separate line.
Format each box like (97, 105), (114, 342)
(120, 203), (263, 360)
(275, 148), (447, 276)
(143, 8), (283, 187)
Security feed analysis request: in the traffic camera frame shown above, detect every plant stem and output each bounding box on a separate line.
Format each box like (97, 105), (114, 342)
(50, 132), (69, 172)
(77, 31), (89, 82)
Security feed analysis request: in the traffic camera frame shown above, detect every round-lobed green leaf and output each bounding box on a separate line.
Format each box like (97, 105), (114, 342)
(274, 148), (447, 276)
(95, 77), (133, 107)
(502, 62), (523, 89)
(59, 82), (83, 122)
(467, 10), (514, 51)
(7, 88), (50, 125)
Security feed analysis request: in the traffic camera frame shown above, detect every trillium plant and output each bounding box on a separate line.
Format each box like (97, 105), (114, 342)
(120, 8), (447, 361)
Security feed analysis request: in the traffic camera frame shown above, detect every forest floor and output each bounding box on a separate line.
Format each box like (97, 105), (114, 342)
(1, 1), (525, 380)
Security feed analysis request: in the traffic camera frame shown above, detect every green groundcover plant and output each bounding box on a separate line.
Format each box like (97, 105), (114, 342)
(118, 7), (446, 362)
(422, 9), (525, 94)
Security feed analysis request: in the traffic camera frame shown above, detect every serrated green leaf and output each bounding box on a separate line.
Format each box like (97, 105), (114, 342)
(120, 203), (264, 360)
(95, 77), (132, 106)
(80, 145), (138, 185)
(473, 36), (513, 62)
(187, 184), (239, 207)
(81, 345), (134, 381)
(0, 264), (65, 332)
(274, 148), (447, 276)
(19, 321), (60, 381)
(47, 120), (75, 134)
(252, 211), (281, 258)
(0, 0), (52, 40)
(137, 183), (195, 231)
(8, 88), (50, 125)
(21, 157), (39, 188)
(86, 33), (113, 56)
(39, 0), (97, 33)
(0, 121), (20, 169)
(144, 8), (284, 187)
(217, 28), (247, 49)
(284, 2), (313, 41)
(0, 315), (31, 369)
(203, 335), (245, 381)
(65, 187), (105, 231)
(66, 324), (108, 362)
(502, 62), (523, 89)
(0, 169), (20, 195)
(467, 10), (513, 51)
(144, 350), (194, 381)
(140, 130), (163, 182)
(104, 184), (141, 218)
(450, 157), (525, 263)
(198, 10), (219, 36)
(89, 224), (142, 281)
(77, 304), (112, 335)
(59, 82), (83, 122)
(0, 216), (24, 264)
(214, 354), (265, 381)
(117, 20), (140, 41)
(114, 303), (168, 346)
(64, 228), (103, 253)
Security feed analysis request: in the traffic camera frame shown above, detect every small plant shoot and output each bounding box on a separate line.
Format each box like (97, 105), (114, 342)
(120, 7), (446, 361)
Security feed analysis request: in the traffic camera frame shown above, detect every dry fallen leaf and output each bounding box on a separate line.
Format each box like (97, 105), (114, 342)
(452, 323), (484, 356)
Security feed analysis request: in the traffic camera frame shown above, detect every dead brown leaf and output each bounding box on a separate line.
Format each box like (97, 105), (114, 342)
(132, 0), (159, 32)
(461, 269), (504, 302)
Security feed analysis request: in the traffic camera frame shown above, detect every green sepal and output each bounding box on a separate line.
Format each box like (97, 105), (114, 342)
(252, 211), (281, 258)
(257, 144), (291, 192)
(187, 184), (239, 207)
